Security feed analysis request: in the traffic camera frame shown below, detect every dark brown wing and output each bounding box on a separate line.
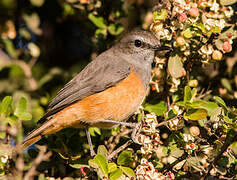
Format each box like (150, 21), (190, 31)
(38, 50), (131, 124)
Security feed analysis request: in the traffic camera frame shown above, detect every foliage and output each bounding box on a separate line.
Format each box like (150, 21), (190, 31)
(0, 0), (236, 179)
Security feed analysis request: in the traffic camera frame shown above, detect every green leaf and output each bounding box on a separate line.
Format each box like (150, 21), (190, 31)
(224, 116), (232, 123)
(176, 101), (186, 107)
(184, 86), (192, 103)
(88, 13), (106, 29)
(88, 159), (98, 169)
(117, 151), (132, 166)
(184, 108), (208, 120)
(220, 0), (237, 5)
(168, 54), (184, 78)
(109, 169), (123, 180)
(95, 28), (107, 37)
(153, 9), (168, 21)
(193, 23), (206, 33)
(0, 132), (6, 139)
(97, 145), (107, 157)
(69, 164), (89, 169)
(14, 97), (32, 121)
(189, 100), (218, 116)
(88, 127), (101, 136)
(119, 166), (136, 178)
(213, 96), (228, 111)
(108, 24), (124, 35)
(0, 96), (13, 115)
(221, 78), (232, 92)
(144, 101), (167, 116)
(183, 28), (193, 38)
(94, 154), (108, 177)
(108, 162), (117, 173)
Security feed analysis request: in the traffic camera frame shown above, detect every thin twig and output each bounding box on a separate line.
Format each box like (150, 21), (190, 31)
(107, 140), (132, 160)
(203, 130), (237, 179)
(156, 116), (180, 128)
(24, 146), (52, 180)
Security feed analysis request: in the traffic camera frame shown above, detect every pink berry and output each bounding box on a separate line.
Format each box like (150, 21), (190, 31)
(190, 126), (200, 136)
(223, 41), (232, 52)
(226, 32), (232, 38)
(189, 7), (199, 17)
(178, 13), (188, 22)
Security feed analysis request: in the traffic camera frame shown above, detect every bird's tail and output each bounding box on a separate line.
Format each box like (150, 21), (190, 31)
(22, 118), (56, 149)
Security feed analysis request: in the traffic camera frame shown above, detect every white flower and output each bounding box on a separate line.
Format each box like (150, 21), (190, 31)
(210, 0), (219, 12)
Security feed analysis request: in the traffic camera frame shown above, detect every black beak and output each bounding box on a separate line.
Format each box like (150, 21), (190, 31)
(154, 45), (173, 51)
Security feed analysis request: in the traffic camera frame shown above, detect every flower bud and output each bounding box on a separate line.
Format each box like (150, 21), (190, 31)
(188, 79), (198, 87)
(189, 7), (199, 17)
(178, 13), (188, 22)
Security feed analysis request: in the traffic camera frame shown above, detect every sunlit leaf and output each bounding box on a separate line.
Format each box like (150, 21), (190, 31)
(14, 97), (32, 121)
(183, 28), (193, 38)
(184, 86), (192, 103)
(89, 127), (101, 136)
(108, 162), (117, 173)
(69, 164), (89, 169)
(94, 154), (108, 177)
(0, 96), (13, 115)
(108, 23), (124, 35)
(109, 169), (123, 180)
(119, 166), (136, 178)
(189, 100), (218, 116)
(213, 96), (228, 111)
(184, 108), (208, 120)
(153, 9), (168, 21)
(97, 145), (107, 157)
(88, 159), (98, 169)
(88, 13), (107, 29)
(144, 101), (167, 116)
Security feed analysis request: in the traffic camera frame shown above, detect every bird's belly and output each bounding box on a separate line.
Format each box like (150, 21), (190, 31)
(52, 71), (146, 129)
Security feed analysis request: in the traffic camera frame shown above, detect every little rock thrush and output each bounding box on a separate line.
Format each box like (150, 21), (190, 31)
(23, 30), (171, 156)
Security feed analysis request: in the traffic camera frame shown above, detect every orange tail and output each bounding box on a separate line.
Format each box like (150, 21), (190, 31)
(22, 118), (58, 149)
(23, 135), (42, 149)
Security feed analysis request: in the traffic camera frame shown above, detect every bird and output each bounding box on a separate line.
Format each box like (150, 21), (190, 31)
(22, 29), (171, 156)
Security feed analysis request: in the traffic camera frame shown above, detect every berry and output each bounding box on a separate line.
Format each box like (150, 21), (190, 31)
(190, 126), (200, 136)
(189, 7), (199, 17)
(223, 41), (232, 53)
(176, 36), (186, 46)
(212, 50), (223, 60)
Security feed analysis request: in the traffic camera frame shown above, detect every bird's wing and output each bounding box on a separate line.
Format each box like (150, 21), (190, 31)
(38, 52), (131, 123)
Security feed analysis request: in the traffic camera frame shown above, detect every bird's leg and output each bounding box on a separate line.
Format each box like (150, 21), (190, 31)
(131, 120), (142, 144)
(85, 127), (96, 157)
(98, 120), (137, 127)
(99, 120), (142, 144)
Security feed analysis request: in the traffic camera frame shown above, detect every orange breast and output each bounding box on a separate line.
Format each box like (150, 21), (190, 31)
(48, 70), (146, 130)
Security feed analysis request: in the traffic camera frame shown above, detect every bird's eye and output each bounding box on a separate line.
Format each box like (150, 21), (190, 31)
(134, 40), (142, 47)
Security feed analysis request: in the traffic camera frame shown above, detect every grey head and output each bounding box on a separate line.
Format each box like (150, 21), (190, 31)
(113, 30), (169, 86)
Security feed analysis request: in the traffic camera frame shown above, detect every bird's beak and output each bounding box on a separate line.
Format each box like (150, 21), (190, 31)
(154, 45), (173, 51)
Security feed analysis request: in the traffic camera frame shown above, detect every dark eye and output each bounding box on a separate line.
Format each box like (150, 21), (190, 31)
(134, 40), (142, 47)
